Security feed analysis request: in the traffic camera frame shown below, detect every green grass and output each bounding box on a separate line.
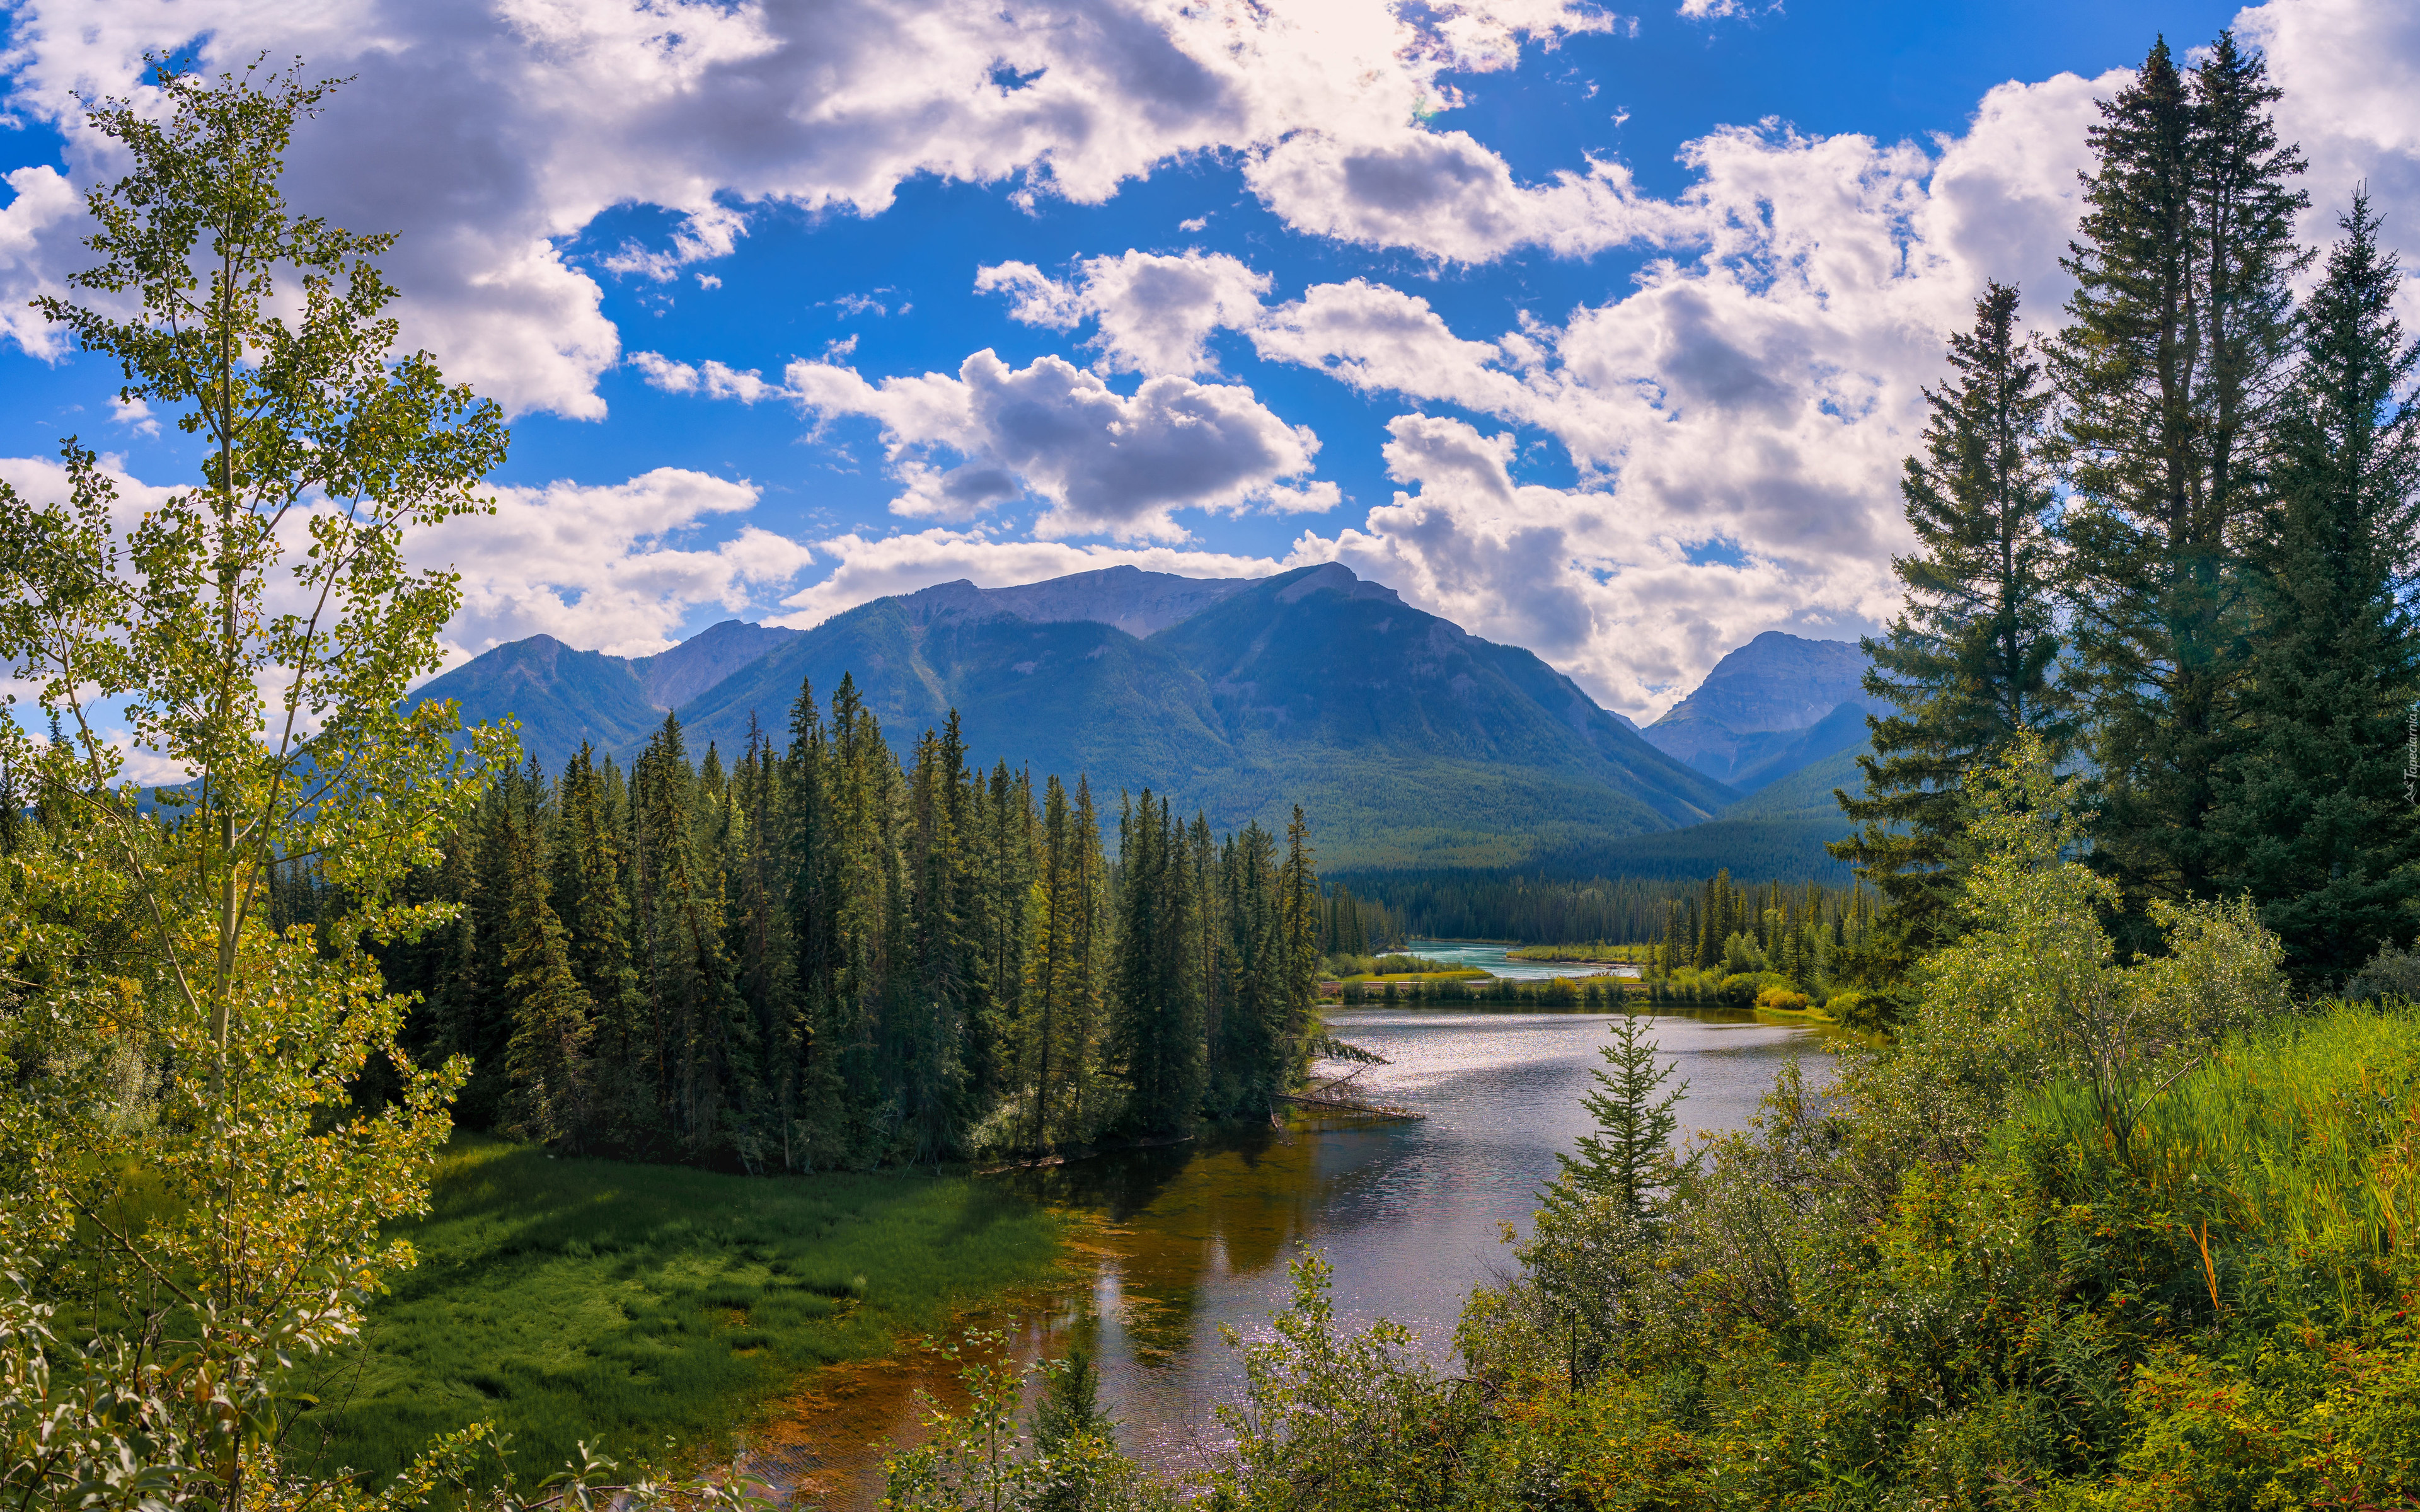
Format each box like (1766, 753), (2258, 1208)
(298, 1135), (1066, 1489)
(2027, 1002), (2420, 1310)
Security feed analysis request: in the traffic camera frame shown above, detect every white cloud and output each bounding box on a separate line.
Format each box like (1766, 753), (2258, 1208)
(977, 249), (1273, 374)
(408, 468), (816, 664)
(1311, 415), (1846, 714)
(2241, 0), (2420, 323)
(793, 350), (1335, 537)
(639, 346), (1336, 539)
(108, 394), (159, 437)
(1244, 130), (1682, 263)
(629, 352), (793, 404)
(0, 0), (1618, 416)
(0, 165), (83, 358)
(1229, 76), (2121, 715)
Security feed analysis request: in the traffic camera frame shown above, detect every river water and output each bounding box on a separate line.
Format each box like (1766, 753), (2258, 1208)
(775, 1005), (1826, 1504)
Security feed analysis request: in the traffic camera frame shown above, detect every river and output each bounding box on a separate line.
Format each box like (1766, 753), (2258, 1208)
(768, 1004), (1828, 1505)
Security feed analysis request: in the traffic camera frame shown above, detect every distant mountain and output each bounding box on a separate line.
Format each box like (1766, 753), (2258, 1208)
(680, 563), (1736, 868)
(415, 563), (1737, 870)
(1724, 742), (1867, 823)
(412, 619), (799, 770)
(1640, 631), (1878, 790)
(627, 621), (800, 709)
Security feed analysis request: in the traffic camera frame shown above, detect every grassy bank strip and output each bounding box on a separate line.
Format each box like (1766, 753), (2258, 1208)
(299, 1135), (1067, 1488)
(1504, 942), (1652, 964)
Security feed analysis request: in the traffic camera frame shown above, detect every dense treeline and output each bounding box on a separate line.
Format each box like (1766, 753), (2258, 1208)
(362, 675), (1325, 1169)
(1333, 871), (1733, 944)
(1637, 868), (1873, 1012)
(1315, 883), (1404, 955)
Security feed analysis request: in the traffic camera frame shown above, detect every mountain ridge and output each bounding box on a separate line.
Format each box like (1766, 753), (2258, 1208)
(413, 563), (1742, 869)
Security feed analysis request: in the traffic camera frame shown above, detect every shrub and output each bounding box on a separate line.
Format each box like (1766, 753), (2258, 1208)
(2348, 941), (2420, 1002)
(1754, 985), (1811, 1012)
(1716, 971), (1789, 1007)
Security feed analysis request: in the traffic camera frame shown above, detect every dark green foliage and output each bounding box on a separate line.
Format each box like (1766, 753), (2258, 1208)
(1548, 1012), (1684, 1225)
(1111, 793), (1206, 1136)
(1033, 1348), (1110, 1457)
(424, 564), (1737, 873)
(1339, 869), (1855, 945)
(379, 683), (1326, 1169)
(1835, 282), (2066, 956)
(2210, 195), (2420, 987)
(2053, 33), (2310, 925)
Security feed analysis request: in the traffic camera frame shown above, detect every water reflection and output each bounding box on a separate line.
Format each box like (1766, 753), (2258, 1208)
(779, 1006), (1828, 1503)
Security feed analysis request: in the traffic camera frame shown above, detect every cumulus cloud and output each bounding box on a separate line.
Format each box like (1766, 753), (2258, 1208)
(409, 468), (816, 665)
(2242, 0), (2420, 321)
(1245, 131), (1681, 263)
(0, 0), (1620, 416)
(0, 166), (83, 357)
(977, 250), (1273, 374)
(1222, 74), (2125, 713)
(638, 346), (1337, 539)
(1309, 415), (1844, 713)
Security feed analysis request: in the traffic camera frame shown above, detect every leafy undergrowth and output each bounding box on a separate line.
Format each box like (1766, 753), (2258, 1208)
(1503, 1004), (2420, 1508)
(295, 1135), (1065, 1490)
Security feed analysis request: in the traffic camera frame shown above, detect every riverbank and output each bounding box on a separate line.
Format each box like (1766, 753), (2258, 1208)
(1504, 942), (1654, 965)
(302, 1135), (1068, 1488)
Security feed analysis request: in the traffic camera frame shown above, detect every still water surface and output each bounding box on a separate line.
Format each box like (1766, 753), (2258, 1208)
(781, 1007), (1825, 1503)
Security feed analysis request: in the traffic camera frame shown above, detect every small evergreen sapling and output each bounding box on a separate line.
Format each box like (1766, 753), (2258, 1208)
(1551, 1009), (1688, 1225)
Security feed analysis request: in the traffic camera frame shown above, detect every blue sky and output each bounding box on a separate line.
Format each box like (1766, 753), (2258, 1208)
(0, 0), (2406, 720)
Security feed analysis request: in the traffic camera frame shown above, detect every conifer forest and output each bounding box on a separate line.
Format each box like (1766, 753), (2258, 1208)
(352, 677), (1328, 1169)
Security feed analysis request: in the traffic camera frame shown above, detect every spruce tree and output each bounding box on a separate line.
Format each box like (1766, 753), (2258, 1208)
(729, 721), (800, 1166)
(1835, 282), (2065, 980)
(500, 761), (594, 1148)
(2210, 194), (2420, 985)
(1027, 775), (1083, 1150)
(2053, 33), (2310, 929)
(1112, 793), (1205, 1135)
(1548, 1010), (1686, 1223)
(901, 722), (974, 1161)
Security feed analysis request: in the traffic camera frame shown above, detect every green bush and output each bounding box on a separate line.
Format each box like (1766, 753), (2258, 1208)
(1715, 970), (1788, 1007)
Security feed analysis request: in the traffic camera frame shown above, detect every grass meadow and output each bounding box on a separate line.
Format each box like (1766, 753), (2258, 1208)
(295, 1136), (1066, 1489)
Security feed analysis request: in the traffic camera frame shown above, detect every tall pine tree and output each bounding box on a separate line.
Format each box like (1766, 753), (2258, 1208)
(2053, 33), (2309, 930)
(2210, 193), (2420, 985)
(1834, 282), (2065, 978)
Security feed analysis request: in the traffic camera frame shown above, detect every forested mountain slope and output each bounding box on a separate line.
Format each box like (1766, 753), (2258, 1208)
(415, 563), (1739, 870)
(681, 563), (1737, 868)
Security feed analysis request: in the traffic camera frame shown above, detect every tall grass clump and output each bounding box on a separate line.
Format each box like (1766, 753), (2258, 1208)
(2029, 1004), (2420, 1318)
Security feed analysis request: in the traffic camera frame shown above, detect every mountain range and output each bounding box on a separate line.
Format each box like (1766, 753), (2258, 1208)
(411, 564), (1872, 875)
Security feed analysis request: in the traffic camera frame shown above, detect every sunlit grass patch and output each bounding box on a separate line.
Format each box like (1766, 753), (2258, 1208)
(297, 1135), (1065, 1489)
